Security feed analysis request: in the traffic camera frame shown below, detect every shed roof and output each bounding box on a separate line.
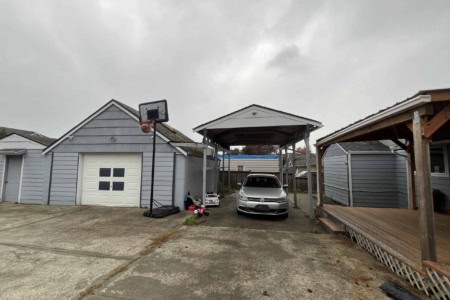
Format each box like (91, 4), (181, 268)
(193, 104), (322, 148)
(339, 141), (389, 152)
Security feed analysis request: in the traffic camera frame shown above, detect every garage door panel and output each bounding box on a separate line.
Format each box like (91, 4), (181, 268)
(81, 154), (142, 207)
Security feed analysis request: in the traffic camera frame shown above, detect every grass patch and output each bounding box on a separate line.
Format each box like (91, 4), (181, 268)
(184, 216), (200, 226)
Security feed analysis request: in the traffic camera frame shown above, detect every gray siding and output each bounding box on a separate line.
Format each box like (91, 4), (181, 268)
(351, 154), (407, 208)
(141, 152), (174, 208)
(20, 150), (51, 205)
(0, 155), (4, 201)
(184, 156), (217, 198)
(324, 144), (346, 158)
(324, 155), (349, 205)
(395, 155), (408, 208)
(49, 153), (79, 205)
(174, 154), (187, 208)
(53, 105), (175, 153)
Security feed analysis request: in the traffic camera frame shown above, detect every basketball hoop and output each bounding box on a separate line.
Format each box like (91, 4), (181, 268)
(139, 120), (155, 134)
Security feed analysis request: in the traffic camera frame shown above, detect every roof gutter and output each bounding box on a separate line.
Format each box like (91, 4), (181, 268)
(317, 95), (431, 146)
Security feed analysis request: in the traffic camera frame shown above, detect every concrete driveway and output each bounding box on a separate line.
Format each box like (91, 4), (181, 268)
(0, 195), (419, 300)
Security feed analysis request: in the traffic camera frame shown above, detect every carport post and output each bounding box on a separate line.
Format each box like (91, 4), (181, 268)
(278, 147), (283, 185)
(305, 126), (314, 218)
(227, 150), (231, 191)
(202, 129), (207, 204)
(292, 142), (298, 208)
(221, 149), (225, 190)
(284, 146), (288, 194)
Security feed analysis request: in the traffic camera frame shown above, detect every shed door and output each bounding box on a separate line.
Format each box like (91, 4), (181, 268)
(81, 154), (141, 207)
(3, 156), (23, 202)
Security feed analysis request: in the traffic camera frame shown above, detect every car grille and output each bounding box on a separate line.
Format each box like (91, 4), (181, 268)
(247, 197), (277, 202)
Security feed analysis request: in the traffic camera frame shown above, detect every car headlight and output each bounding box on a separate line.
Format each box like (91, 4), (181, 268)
(239, 195), (248, 201)
(276, 197), (287, 203)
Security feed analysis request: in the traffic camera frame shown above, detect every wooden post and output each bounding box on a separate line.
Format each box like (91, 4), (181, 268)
(292, 142), (298, 208)
(316, 145), (325, 207)
(221, 150), (225, 190)
(202, 130), (207, 205)
(412, 111), (437, 262)
(227, 151), (231, 191)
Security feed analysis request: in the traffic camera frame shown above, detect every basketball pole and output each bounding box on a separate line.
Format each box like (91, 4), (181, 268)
(149, 122), (157, 217)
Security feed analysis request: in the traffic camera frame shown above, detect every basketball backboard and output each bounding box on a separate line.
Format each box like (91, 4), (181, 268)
(139, 100), (169, 123)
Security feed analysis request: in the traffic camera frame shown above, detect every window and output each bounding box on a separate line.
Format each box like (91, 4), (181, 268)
(237, 165), (244, 171)
(112, 182), (125, 191)
(244, 176), (281, 188)
(113, 168), (125, 177)
(430, 144), (448, 176)
(99, 168), (111, 177)
(99, 181), (110, 191)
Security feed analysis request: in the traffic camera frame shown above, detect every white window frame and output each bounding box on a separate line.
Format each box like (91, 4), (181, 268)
(430, 143), (449, 178)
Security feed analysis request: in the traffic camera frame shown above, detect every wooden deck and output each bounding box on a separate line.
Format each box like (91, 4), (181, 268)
(322, 204), (450, 274)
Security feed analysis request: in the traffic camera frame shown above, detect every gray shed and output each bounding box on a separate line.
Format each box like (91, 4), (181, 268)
(324, 141), (408, 208)
(0, 130), (54, 204)
(36, 99), (217, 208)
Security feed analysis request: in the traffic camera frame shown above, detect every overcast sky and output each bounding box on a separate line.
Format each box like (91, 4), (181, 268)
(1, 0), (450, 147)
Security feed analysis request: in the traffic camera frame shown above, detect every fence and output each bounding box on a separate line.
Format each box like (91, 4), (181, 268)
(218, 171), (316, 193)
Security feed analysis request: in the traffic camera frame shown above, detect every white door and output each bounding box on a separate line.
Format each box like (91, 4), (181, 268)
(3, 156), (23, 202)
(81, 153), (142, 207)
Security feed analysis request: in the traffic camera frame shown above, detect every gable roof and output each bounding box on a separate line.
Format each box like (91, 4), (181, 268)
(0, 127), (55, 146)
(42, 99), (194, 155)
(338, 141), (390, 152)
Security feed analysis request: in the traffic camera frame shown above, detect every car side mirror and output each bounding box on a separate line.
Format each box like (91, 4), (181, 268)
(283, 184), (288, 189)
(237, 182), (242, 187)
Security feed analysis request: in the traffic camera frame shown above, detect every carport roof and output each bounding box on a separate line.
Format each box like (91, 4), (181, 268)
(193, 104), (322, 148)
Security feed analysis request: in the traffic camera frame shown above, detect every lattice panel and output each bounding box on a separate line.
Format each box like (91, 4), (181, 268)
(347, 227), (450, 299)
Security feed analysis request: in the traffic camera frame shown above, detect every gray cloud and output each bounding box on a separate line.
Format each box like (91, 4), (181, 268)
(1, 0), (450, 146)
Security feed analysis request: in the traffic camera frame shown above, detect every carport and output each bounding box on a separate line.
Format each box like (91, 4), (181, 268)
(193, 104), (322, 217)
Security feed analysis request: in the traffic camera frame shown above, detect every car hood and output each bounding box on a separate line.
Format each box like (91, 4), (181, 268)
(241, 187), (285, 198)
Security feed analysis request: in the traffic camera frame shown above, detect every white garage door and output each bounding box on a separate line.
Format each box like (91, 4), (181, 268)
(81, 153), (142, 207)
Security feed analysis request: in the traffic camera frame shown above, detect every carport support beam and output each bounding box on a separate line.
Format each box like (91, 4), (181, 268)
(305, 126), (314, 218)
(202, 129), (207, 205)
(292, 142), (298, 208)
(284, 146), (288, 194)
(227, 150), (231, 191)
(279, 147), (283, 185)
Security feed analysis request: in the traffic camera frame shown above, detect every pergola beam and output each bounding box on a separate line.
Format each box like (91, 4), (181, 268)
(423, 103), (450, 138)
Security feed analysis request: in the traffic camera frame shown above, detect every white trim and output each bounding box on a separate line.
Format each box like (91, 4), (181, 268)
(318, 95), (432, 145)
(17, 155), (25, 204)
(193, 104), (323, 132)
(0, 156), (6, 201)
(348, 153), (353, 207)
(430, 144), (449, 178)
(336, 143), (348, 154)
(42, 101), (187, 156)
(76, 153), (83, 205)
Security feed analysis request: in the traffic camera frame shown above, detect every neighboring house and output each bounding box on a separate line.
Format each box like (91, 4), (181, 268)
(216, 153), (317, 174)
(1, 100), (217, 209)
(0, 130), (55, 204)
(217, 155), (279, 172)
(324, 141), (408, 208)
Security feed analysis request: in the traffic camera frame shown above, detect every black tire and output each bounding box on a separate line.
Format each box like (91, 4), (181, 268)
(236, 209), (243, 215)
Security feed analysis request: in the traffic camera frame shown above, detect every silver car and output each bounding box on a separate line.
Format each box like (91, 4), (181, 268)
(236, 174), (289, 217)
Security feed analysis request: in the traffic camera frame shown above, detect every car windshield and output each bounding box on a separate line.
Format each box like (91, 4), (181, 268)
(244, 176), (281, 188)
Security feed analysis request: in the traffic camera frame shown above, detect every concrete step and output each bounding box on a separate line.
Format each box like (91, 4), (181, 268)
(319, 217), (345, 234)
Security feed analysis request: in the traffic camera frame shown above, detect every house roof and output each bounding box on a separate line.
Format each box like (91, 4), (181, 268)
(217, 154), (279, 160)
(317, 88), (450, 145)
(0, 127), (55, 146)
(338, 141), (390, 152)
(193, 104), (322, 148)
(43, 100), (195, 155)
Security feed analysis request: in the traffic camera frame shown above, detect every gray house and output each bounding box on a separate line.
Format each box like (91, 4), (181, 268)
(324, 141), (408, 208)
(0, 130), (54, 204)
(1, 100), (217, 209)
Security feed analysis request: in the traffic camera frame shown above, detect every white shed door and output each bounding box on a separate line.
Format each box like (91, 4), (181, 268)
(81, 154), (141, 207)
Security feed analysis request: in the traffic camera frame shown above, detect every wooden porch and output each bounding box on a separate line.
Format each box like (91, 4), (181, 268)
(321, 204), (450, 297)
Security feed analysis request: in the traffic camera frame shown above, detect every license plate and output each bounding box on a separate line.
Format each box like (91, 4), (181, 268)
(255, 204), (270, 211)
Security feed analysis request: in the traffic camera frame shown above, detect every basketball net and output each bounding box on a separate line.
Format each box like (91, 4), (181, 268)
(139, 119), (155, 134)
